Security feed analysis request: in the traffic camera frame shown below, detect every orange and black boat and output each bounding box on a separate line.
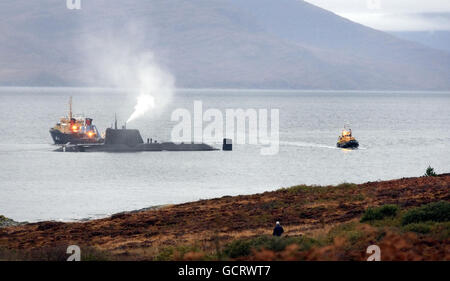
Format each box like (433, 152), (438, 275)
(49, 97), (103, 145)
(337, 127), (359, 149)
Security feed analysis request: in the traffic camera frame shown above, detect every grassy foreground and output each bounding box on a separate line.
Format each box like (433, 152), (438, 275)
(0, 174), (449, 261)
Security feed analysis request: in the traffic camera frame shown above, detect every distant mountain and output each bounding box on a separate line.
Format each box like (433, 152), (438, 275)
(390, 31), (450, 53)
(1, 0), (449, 90)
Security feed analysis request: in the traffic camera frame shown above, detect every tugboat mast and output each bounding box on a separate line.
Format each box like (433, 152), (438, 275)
(69, 96), (73, 120)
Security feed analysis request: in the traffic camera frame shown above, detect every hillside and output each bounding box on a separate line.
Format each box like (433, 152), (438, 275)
(0, 0), (450, 89)
(391, 31), (450, 53)
(0, 174), (449, 261)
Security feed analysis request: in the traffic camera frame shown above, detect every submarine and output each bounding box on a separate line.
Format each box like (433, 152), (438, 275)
(336, 127), (359, 149)
(55, 120), (218, 152)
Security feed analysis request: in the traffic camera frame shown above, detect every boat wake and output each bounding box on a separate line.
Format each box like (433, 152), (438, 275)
(280, 141), (367, 150)
(280, 141), (338, 149)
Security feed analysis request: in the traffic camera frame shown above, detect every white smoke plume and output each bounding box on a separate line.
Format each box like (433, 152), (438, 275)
(127, 93), (155, 123)
(125, 52), (174, 123)
(80, 21), (175, 123)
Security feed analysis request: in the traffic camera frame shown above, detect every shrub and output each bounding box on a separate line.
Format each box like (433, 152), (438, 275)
(280, 185), (313, 194)
(430, 222), (450, 239)
(154, 245), (201, 261)
(403, 222), (432, 234)
(360, 205), (399, 222)
(335, 183), (357, 189)
(153, 247), (175, 261)
(223, 239), (252, 258)
(424, 166), (437, 177)
(279, 184), (332, 195)
(401, 201), (450, 225)
(0, 215), (22, 228)
(223, 235), (317, 258)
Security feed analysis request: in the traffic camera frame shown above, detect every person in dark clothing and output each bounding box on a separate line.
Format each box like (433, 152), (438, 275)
(273, 221), (284, 237)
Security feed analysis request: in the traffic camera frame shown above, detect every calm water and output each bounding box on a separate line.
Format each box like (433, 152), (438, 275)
(0, 88), (449, 222)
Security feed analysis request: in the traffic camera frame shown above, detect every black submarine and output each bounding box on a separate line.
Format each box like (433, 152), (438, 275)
(55, 120), (219, 152)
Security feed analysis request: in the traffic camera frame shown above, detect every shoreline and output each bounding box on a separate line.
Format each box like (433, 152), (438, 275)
(0, 172), (440, 224)
(1, 173), (449, 261)
(0, 204), (172, 226)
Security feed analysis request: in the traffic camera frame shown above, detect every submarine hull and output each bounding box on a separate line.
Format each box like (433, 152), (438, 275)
(55, 143), (217, 152)
(337, 139), (359, 149)
(55, 128), (217, 152)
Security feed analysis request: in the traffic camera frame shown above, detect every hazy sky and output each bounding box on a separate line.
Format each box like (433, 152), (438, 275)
(304, 0), (450, 31)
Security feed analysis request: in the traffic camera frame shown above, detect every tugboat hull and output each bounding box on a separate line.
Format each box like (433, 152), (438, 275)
(337, 139), (359, 149)
(50, 128), (103, 145)
(50, 97), (103, 145)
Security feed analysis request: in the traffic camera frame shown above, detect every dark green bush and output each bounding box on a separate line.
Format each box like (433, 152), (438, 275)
(424, 166), (437, 177)
(0, 215), (22, 228)
(223, 239), (252, 258)
(401, 201), (450, 225)
(335, 183), (357, 189)
(430, 222), (450, 239)
(403, 222), (432, 234)
(223, 235), (317, 258)
(281, 184), (313, 194)
(360, 205), (399, 222)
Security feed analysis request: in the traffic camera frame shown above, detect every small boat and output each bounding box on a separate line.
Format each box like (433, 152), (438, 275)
(337, 127), (359, 149)
(49, 97), (104, 145)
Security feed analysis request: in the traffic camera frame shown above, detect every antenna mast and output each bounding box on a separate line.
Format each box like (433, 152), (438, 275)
(69, 96), (73, 119)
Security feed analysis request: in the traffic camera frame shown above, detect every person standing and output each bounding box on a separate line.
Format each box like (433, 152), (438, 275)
(273, 221), (284, 237)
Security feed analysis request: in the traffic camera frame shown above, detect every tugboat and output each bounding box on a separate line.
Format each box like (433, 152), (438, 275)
(337, 127), (359, 149)
(49, 97), (103, 145)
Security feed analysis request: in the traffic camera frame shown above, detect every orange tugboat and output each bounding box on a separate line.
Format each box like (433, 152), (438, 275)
(336, 127), (359, 149)
(49, 97), (103, 145)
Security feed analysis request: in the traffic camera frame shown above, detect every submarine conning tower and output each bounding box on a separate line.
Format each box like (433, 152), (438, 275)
(104, 127), (144, 146)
